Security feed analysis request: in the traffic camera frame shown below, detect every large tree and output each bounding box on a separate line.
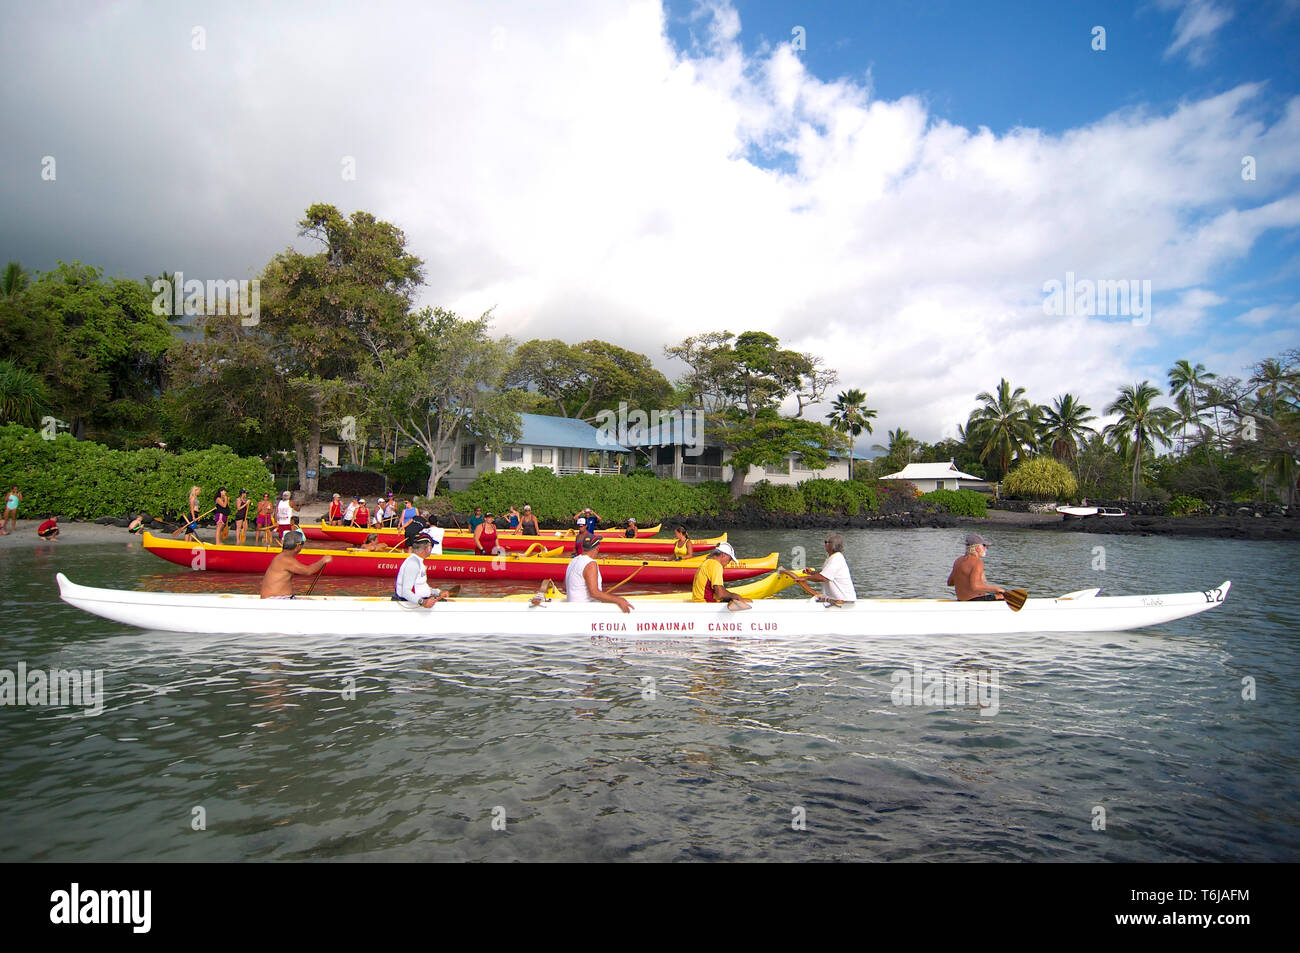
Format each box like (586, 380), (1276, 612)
(504, 339), (671, 421)
(1105, 381), (1178, 500)
(360, 309), (519, 498)
(256, 204), (424, 492)
(666, 330), (842, 497)
(1039, 393), (1097, 469)
(966, 378), (1037, 479)
(0, 261), (174, 442)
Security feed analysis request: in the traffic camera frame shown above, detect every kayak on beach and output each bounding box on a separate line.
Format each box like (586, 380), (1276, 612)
(56, 573), (1231, 638)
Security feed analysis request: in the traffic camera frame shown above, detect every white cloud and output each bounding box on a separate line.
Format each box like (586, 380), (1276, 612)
(1159, 0), (1235, 66)
(2, 0), (1298, 443)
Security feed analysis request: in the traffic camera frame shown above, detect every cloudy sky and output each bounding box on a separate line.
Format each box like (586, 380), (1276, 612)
(3, 0), (1298, 442)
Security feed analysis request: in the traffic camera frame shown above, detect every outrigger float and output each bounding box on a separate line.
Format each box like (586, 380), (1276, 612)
(139, 531), (776, 584)
(57, 574), (1230, 639)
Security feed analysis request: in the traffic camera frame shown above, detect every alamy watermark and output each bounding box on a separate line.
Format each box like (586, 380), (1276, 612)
(151, 270), (260, 326)
(1, 662), (104, 715)
(595, 402), (705, 456)
(1042, 272), (1151, 326)
(890, 663), (999, 717)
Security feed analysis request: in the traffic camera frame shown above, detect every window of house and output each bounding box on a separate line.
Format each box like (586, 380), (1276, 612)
(935, 479), (945, 490)
(461, 443), (475, 467)
(534, 448), (553, 464)
(792, 456), (812, 472)
(500, 446), (524, 462)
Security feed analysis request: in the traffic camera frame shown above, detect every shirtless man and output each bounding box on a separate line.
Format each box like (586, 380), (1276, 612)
(260, 529), (332, 599)
(947, 533), (1007, 602)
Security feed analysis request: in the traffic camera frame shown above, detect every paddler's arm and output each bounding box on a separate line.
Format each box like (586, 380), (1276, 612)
(585, 562), (632, 613)
(970, 563), (1005, 598)
(286, 554), (333, 575)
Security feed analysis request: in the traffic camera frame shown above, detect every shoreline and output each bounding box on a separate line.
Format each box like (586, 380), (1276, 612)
(5, 504), (1295, 549)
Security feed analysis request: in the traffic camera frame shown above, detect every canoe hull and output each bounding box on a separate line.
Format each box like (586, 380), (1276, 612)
(57, 574), (1230, 638)
(139, 532), (774, 583)
(310, 522), (725, 555)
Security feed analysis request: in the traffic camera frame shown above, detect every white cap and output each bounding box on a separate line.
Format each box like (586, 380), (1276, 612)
(713, 542), (736, 560)
(282, 491), (291, 498)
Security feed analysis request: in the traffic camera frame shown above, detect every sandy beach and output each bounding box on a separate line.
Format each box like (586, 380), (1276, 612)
(0, 500), (335, 551)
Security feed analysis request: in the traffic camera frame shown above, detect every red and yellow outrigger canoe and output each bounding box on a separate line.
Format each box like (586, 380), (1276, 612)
(306, 521), (725, 556)
(140, 532), (776, 584)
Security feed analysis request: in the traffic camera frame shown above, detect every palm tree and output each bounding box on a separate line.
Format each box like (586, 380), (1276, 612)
(2, 261), (28, 298)
(872, 427), (917, 471)
(0, 360), (51, 427)
(1105, 382), (1178, 500)
(826, 388), (875, 480)
(1168, 359), (1219, 452)
(967, 379), (1037, 479)
(1039, 393), (1097, 465)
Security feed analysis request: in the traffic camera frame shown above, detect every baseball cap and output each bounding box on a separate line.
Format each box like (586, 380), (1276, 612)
(581, 534), (602, 551)
(965, 533), (988, 547)
(524, 504), (531, 511)
(281, 491), (290, 498)
(713, 542), (737, 560)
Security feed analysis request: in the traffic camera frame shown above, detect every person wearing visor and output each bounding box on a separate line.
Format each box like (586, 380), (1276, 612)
(260, 529), (332, 599)
(394, 532), (448, 607)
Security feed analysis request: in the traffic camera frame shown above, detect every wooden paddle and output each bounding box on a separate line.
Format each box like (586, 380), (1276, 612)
(1003, 589), (1028, 611)
(172, 507), (214, 536)
(605, 561), (649, 594)
(303, 562), (328, 597)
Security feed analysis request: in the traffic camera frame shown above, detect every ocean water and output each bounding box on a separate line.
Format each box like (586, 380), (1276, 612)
(0, 527), (1295, 861)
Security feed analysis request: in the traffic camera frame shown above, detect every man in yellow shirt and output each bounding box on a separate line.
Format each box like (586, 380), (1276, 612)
(690, 542), (752, 610)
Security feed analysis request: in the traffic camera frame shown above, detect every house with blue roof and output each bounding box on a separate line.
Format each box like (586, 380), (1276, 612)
(444, 413), (631, 490)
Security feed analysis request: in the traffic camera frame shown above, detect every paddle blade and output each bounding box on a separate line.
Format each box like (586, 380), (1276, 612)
(444, 584), (461, 598)
(1004, 589), (1028, 611)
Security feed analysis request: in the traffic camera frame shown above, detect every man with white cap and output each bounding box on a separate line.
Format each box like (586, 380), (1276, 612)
(690, 542), (752, 610)
(393, 531), (448, 607)
(947, 533), (1007, 601)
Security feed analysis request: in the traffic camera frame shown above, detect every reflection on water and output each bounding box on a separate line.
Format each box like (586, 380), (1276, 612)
(0, 529), (1296, 861)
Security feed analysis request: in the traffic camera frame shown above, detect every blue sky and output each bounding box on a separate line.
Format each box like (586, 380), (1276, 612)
(1, 0), (1297, 440)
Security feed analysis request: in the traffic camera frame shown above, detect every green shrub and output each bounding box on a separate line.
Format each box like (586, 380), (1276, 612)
(744, 480), (806, 514)
(798, 478), (880, 515)
(449, 467), (723, 526)
(922, 488), (989, 517)
(0, 423), (273, 519)
(1003, 457), (1078, 501)
(1168, 494), (1209, 517)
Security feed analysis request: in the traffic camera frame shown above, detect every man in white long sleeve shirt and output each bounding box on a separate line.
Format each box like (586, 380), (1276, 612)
(393, 533), (447, 607)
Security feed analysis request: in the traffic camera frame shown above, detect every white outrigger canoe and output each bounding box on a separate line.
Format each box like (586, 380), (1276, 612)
(56, 574), (1230, 639)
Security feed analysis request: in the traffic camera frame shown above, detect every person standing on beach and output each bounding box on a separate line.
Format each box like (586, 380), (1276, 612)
(275, 491), (297, 539)
(947, 533), (1007, 602)
(506, 505), (521, 531)
(234, 490), (250, 545)
(255, 493), (274, 546)
(327, 493), (343, 526)
(519, 505), (540, 536)
(214, 488), (230, 545)
(2, 486), (20, 535)
(183, 485), (203, 542)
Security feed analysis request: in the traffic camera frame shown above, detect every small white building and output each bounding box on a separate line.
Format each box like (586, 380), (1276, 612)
(443, 413), (630, 490)
(878, 461), (989, 493)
